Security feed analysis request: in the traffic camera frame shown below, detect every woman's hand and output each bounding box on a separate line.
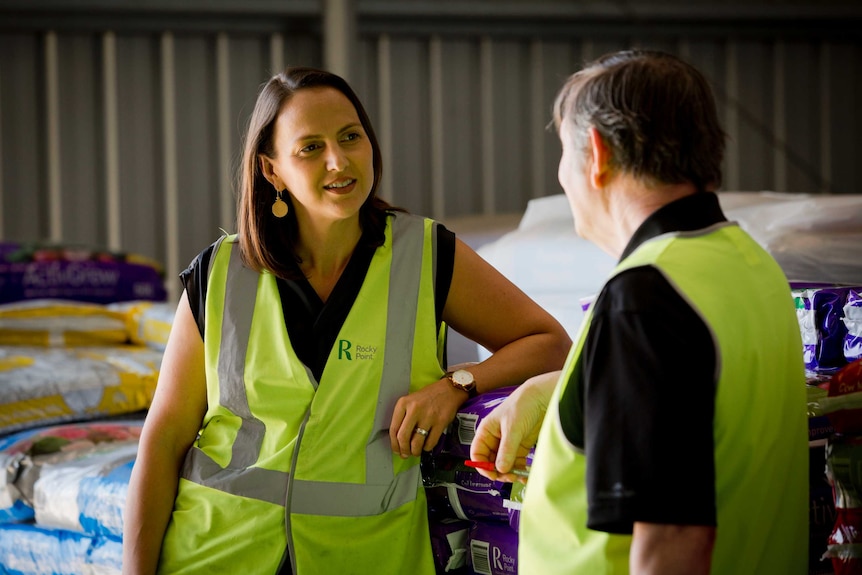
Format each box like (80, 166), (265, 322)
(389, 377), (466, 458)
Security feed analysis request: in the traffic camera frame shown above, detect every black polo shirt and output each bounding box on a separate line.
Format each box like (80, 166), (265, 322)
(180, 222), (455, 382)
(559, 192), (728, 534)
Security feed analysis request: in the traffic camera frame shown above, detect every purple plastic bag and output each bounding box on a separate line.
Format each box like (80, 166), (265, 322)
(423, 456), (513, 522)
(425, 483), (512, 522)
(0, 242), (167, 304)
(467, 521), (519, 575)
(844, 289), (862, 363)
(795, 287), (853, 374)
(428, 517), (470, 574)
(433, 387), (518, 460)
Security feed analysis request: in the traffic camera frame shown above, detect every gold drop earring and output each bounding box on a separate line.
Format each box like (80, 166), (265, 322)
(272, 189), (288, 218)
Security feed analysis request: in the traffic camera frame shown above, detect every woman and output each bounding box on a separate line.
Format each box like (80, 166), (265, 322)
(122, 67), (570, 575)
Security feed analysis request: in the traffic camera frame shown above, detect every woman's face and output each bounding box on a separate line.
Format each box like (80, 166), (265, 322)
(261, 86), (374, 225)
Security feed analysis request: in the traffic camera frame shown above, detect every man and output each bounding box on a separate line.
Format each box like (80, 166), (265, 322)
(470, 49), (808, 574)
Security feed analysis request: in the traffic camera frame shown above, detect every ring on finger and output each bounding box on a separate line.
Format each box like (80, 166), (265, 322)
(414, 426), (429, 437)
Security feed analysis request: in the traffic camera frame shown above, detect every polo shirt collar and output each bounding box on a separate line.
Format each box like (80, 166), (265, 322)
(619, 192), (728, 261)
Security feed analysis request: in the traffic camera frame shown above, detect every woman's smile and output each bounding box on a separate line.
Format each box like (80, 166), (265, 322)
(323, 178), (357, 194)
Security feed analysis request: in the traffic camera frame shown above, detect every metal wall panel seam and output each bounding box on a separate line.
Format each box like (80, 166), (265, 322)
(819, 42), (832, 194)
(103, 30), (121, 250)
(581, 39), (595, 65)
(377, 33), (393, 203)
(429, 35), (444, 219)
(161, 31), (180, 304)
(45, 30), (62, 241)
(480, 35), (494, 215)
(724, 41), (740, 191)
(217, 32), (233, 233)
(529, 38), (545, 199)
(678, 38), (691, 61)
(270, 33), (284, 75)
(773, 41), (787, 193)
(324, 0), (355, 83)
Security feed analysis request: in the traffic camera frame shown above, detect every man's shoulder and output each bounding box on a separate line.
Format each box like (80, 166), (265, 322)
(595, 265), (681, 314)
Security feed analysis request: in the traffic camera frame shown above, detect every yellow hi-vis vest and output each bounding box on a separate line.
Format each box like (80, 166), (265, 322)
(520, 222), (808, 575)
(158, 213), (446, 575)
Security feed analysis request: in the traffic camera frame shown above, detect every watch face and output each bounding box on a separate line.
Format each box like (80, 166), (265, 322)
(452, 370), (474, 386)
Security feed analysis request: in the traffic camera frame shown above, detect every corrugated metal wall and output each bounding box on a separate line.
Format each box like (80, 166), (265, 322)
(1, 0), (860, 301)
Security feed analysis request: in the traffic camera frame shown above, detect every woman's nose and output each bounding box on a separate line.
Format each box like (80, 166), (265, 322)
(325, 145), (347, 172)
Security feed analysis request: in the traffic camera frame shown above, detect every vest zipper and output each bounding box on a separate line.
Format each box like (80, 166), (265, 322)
(276, 404), (313, 574)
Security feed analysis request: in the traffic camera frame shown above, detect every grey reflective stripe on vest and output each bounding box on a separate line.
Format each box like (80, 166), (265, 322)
(182, 454), (288, 506)
(649, 221), (734, 243)
(206, 235), (227, 282)
(221, 244), (267, 469)
(288, 468), (419, 516)
(184, 216), (429, 517)
(363, 214), (424, 485)
(181, 239), (279, 505)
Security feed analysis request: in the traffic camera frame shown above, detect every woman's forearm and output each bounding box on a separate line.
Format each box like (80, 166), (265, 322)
(122, 429), (187, 575)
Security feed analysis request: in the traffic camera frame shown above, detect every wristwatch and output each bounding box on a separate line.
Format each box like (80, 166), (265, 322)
(448, 369), (478, 398)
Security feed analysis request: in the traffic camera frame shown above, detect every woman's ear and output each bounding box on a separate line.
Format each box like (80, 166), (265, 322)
(259, 154), (282, 189)
(587, 127), (611, 189)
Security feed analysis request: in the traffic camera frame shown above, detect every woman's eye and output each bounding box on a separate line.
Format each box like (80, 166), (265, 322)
(341, 132), (361, 142)
(300, 143), (321, 154)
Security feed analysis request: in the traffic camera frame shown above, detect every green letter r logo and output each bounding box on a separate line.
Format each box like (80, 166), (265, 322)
(338, 339), (352, 360)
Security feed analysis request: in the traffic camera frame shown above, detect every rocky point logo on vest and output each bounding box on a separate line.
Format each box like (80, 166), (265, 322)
(337, 339), (377, 361)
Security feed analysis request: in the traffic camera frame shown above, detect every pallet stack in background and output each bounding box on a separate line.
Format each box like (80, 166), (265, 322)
(799, 285), (862, 575)
(0, 421), (144, 572)
(0, 241), (171, 574)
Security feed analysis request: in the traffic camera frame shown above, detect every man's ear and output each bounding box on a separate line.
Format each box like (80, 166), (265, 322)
(587, 127), (611, 188)
(259, 155), (282, 189)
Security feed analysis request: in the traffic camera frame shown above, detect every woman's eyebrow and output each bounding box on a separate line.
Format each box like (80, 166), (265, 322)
(295, 123), (362, 142)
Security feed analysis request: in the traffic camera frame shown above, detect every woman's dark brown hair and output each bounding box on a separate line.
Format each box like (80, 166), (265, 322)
(237, 66), (398, 278)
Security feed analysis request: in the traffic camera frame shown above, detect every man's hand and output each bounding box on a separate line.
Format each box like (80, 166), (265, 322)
(469, 371), (560, 482)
